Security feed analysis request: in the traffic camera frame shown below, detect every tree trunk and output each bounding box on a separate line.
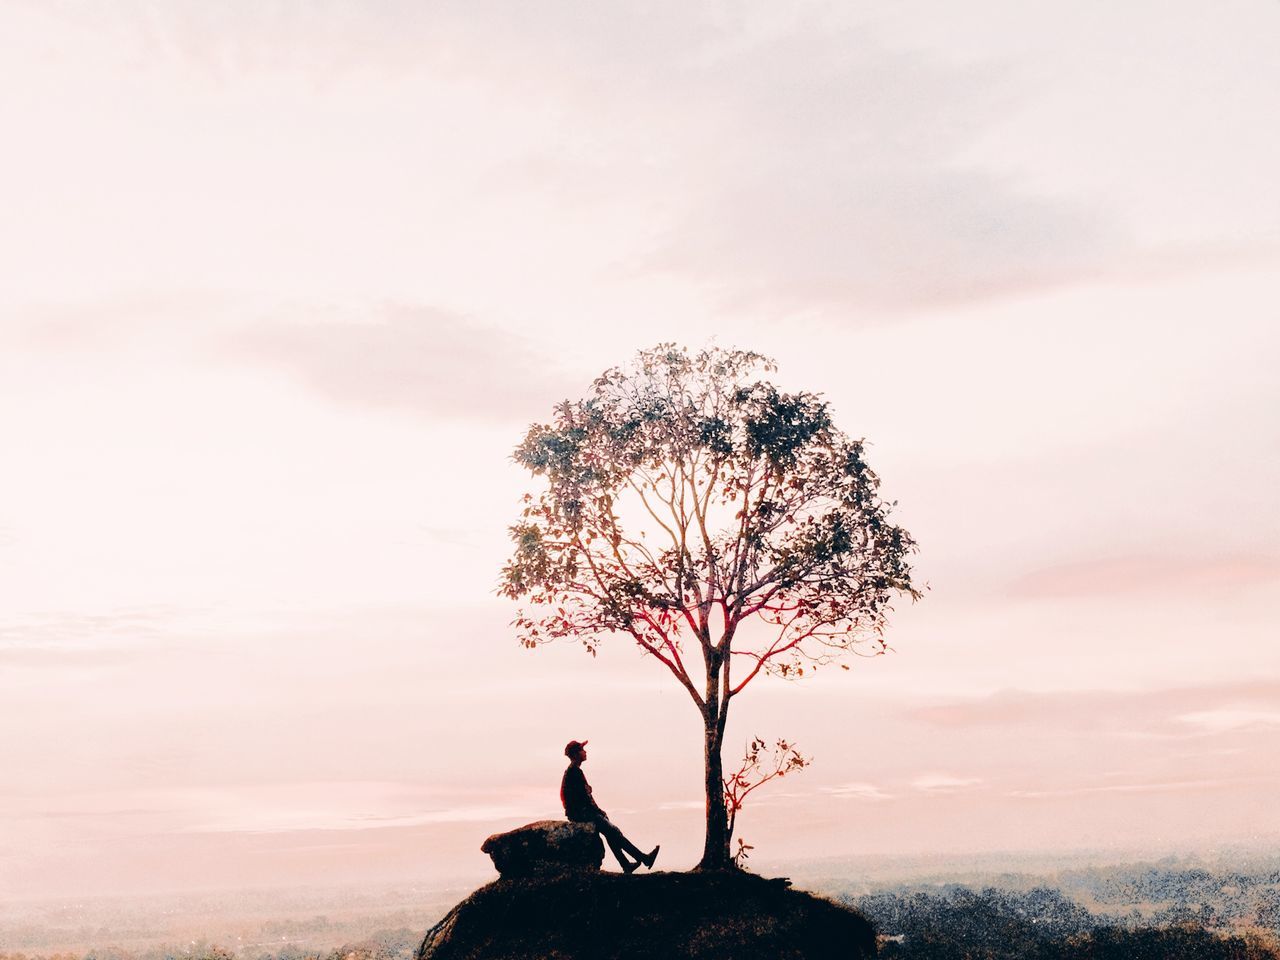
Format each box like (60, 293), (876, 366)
(698, 705), (732, 870)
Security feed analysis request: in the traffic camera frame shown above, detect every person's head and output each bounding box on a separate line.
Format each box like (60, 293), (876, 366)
(564, 739), (588, 764)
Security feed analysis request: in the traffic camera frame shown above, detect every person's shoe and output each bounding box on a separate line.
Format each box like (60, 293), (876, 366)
(642, 845), (660, 870)
(622, 857), (640, 875)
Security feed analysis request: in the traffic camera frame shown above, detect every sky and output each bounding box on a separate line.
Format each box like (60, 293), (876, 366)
(1, 0), (1278, 901)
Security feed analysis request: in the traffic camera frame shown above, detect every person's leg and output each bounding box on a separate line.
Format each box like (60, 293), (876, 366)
(592, 817), (637, 870)
(597, 816), (645, 861)
(598, 823), (637, 872)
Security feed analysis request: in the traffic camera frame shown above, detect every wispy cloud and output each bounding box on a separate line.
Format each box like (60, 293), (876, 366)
(658, 799), (705, 811)
(0, 606), (199, 666)
(629, 11), (1117, 313)
(224, 303), (580, 422)
(90, 3), (1119, 315)
(908, 683), (1280, 737)
(0, 606), (184, 644)
(0, 645), (145, 668)
(911, 774), (983, 793)
(1008, 776), (1278, 800)
(820, 782), (894, 801)
(188, 804), (536, 834)
(1177, 709), (1280, 734)
(2, 781), (553, 836)
(1009, 553), (1280, 599)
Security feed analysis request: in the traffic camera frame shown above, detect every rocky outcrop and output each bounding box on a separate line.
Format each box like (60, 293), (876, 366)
(480, 819), (604, 877)
(417, 869), (876, 960)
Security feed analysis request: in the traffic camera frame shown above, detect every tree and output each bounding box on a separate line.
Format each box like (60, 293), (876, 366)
(500, 344), (920, 869)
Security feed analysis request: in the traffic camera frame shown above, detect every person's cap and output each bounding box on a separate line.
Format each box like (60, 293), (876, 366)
(564, 739), (588, 757)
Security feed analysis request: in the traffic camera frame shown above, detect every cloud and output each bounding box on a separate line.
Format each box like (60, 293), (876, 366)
(911, 774), (983, 793)
(0, 606), (195, 666)
(224, 303), (582, 422)
(1009, 553), (1280, 599)
(4, 295), (582, 422)
(821, 781), (894, 801)
(0, 645), (145, 668)
(658, 799), (705, 811)
(435, 4), (1121, 314)
(1, 294), (235, 351)
(908, 683), (1280, 740)
(187, 804), (535, 834)
(7, 780), (553, 836)
(1007, 776), (1275, 800)
(88, 3), (1118, 315)
(1177, 709), (1280, 734)
(180, 780), (554, 834)
(624, 11), (1118, 313)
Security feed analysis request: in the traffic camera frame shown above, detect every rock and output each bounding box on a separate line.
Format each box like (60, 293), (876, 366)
(416, 869), (876, 960)
(480, 819), (604, 877)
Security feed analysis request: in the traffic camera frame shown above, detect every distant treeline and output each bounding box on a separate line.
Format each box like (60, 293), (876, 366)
(853, 885), (1280, 960)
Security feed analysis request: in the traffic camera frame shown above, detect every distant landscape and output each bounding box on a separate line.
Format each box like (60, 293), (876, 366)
(0, 879), (467, 960)
(5, 850), (1279, 960)
(843, 855), (1280, 959)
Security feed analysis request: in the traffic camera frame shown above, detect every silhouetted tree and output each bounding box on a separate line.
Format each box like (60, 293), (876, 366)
(501, 345), (920, 868)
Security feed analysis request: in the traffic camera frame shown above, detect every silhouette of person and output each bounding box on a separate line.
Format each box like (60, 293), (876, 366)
(560, 739), (659, 874)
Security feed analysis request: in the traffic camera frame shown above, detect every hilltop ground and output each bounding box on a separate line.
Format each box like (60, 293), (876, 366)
(416, 869), (876, 960)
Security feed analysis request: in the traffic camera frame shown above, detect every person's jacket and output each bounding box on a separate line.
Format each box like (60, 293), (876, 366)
(560, 764), (601, 821)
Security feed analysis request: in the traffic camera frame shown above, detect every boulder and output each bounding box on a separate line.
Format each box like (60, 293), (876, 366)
(480, 819), (604, 877)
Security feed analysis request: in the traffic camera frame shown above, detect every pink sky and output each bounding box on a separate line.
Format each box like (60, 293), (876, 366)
(1, 1), (1278, 900)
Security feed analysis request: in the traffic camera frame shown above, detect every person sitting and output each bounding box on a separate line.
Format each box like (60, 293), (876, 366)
(560, 739), (659, 874)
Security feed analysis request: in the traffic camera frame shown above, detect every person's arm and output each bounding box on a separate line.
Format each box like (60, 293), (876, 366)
(583, 776), (606, 818)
